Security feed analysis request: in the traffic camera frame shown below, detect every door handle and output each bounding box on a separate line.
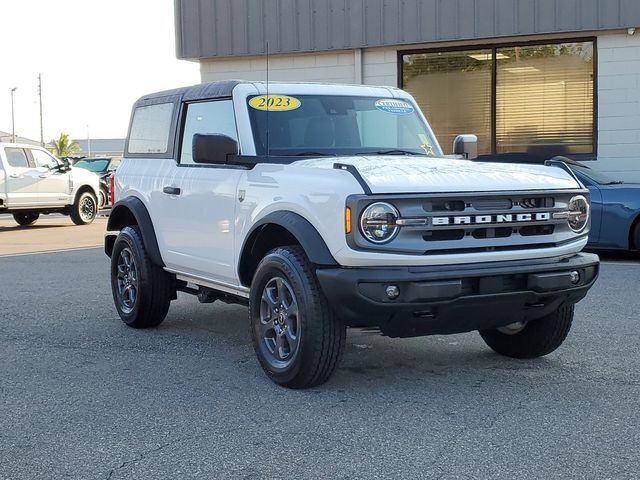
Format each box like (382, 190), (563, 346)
(39, 173), (50, 178)
(162, 186), (181, 195)
(9, 173), (21, 178)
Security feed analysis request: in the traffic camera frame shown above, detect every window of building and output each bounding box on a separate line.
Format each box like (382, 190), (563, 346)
(128, 102), (174, 155)
(401, 40), (595, 158)
(180, 100), (238, 165)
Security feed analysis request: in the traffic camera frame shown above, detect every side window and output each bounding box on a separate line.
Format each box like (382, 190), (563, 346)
(180, 100), (237, 165)
(4, 148), (29, 168)
(31, 149), (59, 169)
(128, 102), (174, 154)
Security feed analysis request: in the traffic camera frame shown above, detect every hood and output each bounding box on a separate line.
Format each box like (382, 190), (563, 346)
(70, 166), (100, 186)
(294, 156), (581, 194)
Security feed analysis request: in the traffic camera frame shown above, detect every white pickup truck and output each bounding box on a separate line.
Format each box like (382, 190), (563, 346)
(106, 81), (599, 388)
(0, 143), (100, 226)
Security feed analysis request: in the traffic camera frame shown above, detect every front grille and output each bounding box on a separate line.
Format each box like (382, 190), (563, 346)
(348, 191), (586, 255)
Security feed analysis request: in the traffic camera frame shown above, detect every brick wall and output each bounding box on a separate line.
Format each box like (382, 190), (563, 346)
(200, 50), (359, 84)
(597, 32), (640, 181)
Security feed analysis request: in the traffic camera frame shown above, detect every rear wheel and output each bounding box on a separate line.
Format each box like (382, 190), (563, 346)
(13, 212), (39, 226)
(98, 188), (108, 209)
(70, 191), (97, 225)
(479, 305), (574, 358)
(110, 226), (172, 328)
(249, 246), (346, 388)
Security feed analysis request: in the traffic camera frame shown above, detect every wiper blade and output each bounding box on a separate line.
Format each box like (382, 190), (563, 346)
(290, 151), (337, 157)
(358, 149), (425, 156)
(607, 181), (624, 185)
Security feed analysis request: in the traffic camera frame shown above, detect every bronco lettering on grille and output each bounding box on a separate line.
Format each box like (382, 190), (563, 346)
(432, 212), (551, 226)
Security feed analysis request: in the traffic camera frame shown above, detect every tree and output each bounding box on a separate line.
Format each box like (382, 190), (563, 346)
(48, 133), (80, 157)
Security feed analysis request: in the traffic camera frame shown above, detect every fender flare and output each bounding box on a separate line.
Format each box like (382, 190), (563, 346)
(105, 197), (164, 267)
(240, 211), (337, 266)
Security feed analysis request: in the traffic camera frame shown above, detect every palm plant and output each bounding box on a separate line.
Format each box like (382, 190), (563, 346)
(48, 133), (80, 157)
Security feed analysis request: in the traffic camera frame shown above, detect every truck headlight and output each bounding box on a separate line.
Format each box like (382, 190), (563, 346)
(567, 195), (589, 233)
(360, 202), (400, 244)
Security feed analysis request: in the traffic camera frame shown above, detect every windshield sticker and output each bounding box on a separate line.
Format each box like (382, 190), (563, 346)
(418, 133), (435, 156)
(375, 99), (414, 115)
(249, 95), (301, 112)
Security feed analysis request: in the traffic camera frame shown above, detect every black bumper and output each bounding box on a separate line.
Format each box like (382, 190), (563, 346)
(316, 253), (599, 337)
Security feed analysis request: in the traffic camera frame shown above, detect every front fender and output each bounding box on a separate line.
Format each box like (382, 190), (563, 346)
(240, 211), (337, 266)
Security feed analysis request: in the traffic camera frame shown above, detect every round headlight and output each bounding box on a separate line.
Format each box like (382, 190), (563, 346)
(567, 195), (590, 233)
(360, 202), (400, 244)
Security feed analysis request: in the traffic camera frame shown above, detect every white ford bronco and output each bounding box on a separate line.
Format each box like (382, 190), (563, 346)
(0, 143), (100, 226)
(105, 81), (599, 388)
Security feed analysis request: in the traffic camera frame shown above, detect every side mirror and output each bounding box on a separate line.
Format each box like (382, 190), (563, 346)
(193, 133), (238, 165)
(453, 134), (478, 160)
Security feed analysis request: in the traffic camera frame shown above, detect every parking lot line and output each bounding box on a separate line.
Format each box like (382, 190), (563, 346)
(0, 246), (102, 258)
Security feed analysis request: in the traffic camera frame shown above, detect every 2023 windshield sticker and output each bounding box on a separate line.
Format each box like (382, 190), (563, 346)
(248, 95), (301, 112)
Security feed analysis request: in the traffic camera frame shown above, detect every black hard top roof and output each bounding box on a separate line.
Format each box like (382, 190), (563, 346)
(133, 80), (244, 107)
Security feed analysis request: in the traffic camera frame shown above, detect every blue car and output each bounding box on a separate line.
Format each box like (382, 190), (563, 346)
(477, 154), (640, 251)
(564, 160), (640, 251)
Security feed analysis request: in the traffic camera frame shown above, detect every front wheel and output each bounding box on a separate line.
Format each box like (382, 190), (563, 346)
(479, 305), (574, 358)
(70, 191), (98, 225)
(249, 246), (346, 389)
(13, 212), (40, 226)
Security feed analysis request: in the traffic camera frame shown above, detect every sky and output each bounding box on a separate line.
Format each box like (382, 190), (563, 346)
(0, 0), (200, 142)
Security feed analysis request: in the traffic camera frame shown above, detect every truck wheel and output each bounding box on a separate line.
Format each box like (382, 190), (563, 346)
(13, 212), (39, 226)
(249, 246), (346, 388)
(98, 188), (108, 209)
(70, 191), (98, 225)
(479, 305), (574, 358)
(110, 226), (172, 328)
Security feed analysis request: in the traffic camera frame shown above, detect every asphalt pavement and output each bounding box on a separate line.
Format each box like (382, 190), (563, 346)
(0, 248), (638, 479)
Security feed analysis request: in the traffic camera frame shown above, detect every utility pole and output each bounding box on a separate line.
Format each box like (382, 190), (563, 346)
(10, 87), (17, 143)
(38, 74), (44, 147)
(87, 124), (91, 157)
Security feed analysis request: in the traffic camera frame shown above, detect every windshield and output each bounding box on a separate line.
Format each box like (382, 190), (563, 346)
(247, 95), (440, 157)
(74, 159), (110, 173)
(571, 163), (622, 185)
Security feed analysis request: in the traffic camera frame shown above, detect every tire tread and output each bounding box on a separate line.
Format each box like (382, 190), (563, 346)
(480, 305), (574, 358)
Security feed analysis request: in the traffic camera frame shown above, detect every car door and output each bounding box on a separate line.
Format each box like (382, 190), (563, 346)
(153, 99), (243, 285)
(29, 148), (71, 205)
(3, 147), (42, 206)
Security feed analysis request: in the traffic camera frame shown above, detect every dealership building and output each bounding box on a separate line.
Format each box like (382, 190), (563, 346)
(175, 0), (640, 181)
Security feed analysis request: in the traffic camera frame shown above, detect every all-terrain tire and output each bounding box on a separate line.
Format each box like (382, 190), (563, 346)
(13, 212), (39, 226)
(98, 188), (108, 209)
(110, 226), (172, 328)
(479, 305), (574, 358)
(70, 191), (98, 225)
(249, 246), (346, 389)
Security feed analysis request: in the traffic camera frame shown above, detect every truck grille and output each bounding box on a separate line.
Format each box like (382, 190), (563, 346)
(348, 191), (586, 255)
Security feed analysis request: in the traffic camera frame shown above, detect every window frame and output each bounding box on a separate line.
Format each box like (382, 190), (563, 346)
(176, 97), (240, 169)
(124, 95), (180, 159)
(398, 37), (597, 161)
(4, 147), (31, 169)
(30, 148), (60, 169)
